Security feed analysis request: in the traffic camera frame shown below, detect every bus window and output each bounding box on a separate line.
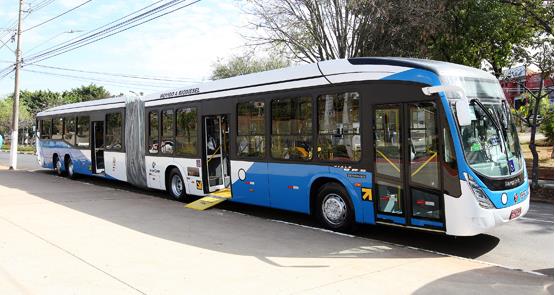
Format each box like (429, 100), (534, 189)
(105, 112), (123, 151)
(317, 92), (360, 162)
(271, 97), (312, 160)
(76, 116), (90, 148)
(148, 111), (159, 154)
(375, 107), (401, 178)
(63, 116), (76, 145)
(237, 101), (265, 158)
(52, 117), (63, 140)
(41, 119), (51, 139)
(408, 102), (439, 189)
(176, 107), (197, 156)
(161, 109), (174, 155)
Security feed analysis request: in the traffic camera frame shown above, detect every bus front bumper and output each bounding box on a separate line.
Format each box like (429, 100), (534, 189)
(444, 181), (530, 236)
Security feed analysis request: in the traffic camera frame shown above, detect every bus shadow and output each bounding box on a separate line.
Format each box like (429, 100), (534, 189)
(412, 266), (553, 294)
(4, 170), (500, 265)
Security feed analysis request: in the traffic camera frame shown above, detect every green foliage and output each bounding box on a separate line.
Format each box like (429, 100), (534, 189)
(61, 84), (110, 103)
(211, 55), (291, 80)
(430, 0), (538, 76)
(540, 102), (554, 145)
(0, 97), (33, 136)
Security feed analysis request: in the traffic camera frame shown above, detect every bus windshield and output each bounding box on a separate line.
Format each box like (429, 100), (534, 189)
(444, 77), (523, 178)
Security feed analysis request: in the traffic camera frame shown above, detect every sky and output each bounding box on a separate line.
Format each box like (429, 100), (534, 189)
(0, 0), (251, 97)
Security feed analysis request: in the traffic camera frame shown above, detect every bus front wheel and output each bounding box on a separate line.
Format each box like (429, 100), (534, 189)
(167, 168), (188, 202)
(54, 156), (65, 176)
(316, 183), (355, 232)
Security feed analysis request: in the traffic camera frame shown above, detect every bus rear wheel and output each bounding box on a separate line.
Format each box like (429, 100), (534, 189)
(65, 157), (77, 179)
(167, 168), (188, 202)
(316, 183), (355, 232)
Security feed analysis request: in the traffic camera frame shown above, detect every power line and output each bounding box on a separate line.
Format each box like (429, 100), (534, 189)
(28, 63), (201, 83)
(24, 0), (201, 64)
(23, 68), (182, 90)
(24, 0), (92, 32)
(25, 0), (167, 58)
(28, 0), (56, 13)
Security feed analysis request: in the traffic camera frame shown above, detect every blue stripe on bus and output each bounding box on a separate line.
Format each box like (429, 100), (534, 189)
(377, 214), (406, 225)
(410, 218), (443, 228)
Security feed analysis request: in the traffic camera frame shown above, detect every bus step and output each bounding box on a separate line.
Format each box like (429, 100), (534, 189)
(185, 188), (232, 211)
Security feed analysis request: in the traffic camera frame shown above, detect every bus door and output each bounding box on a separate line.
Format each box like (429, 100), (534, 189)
(203, 115), (231, 192)
(373, 102), (444, 230)
(91, 121), (105, 174)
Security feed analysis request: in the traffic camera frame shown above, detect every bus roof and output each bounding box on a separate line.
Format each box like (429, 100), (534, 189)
(37, 57), (496, 117)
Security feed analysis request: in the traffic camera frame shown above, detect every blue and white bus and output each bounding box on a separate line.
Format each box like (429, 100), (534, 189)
(35, 57), (530, 236)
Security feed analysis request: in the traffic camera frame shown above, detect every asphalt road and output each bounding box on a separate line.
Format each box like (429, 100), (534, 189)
(1, 152), (553, 277)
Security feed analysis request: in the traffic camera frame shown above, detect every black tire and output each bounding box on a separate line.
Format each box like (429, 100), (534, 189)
(167, 168), (188, 201)
(53, 156), (65, 176)
(315, 183), (355, 232)
(65, 157), (77, 179)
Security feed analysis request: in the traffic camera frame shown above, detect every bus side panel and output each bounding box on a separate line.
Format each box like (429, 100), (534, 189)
(144, 155), (205, 195)
(268, 163), (329, 213)
(328, 167), (374, 224)
(70, 148), (93, 176)
(104, 151), (127, 182)
(229, 160), (270, 207)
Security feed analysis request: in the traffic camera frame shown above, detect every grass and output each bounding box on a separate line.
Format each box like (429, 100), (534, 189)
(1, 145), (35, 153)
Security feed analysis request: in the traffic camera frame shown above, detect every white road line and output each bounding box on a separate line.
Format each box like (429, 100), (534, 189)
(519, 217), (554, 224)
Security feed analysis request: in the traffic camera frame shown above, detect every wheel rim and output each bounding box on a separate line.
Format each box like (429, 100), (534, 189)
(322, 193), (348, 226)
(68, 161), (73, 176)
(171, 174), (183, 197)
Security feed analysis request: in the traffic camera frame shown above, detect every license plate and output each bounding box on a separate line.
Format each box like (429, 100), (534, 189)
(510, 207), (522, 220)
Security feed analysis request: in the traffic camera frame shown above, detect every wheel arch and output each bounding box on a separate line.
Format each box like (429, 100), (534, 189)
(308, 174), (362, 223)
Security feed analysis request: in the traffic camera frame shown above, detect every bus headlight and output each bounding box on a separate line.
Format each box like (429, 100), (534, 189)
(501, 193), (508, 205)
(465, 173), (495, 209)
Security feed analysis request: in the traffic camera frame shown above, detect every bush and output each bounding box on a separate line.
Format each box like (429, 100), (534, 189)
(540, 103), (554, 145)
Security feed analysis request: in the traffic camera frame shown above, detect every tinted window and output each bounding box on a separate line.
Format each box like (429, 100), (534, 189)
(76, 116), (90, 148)
(271, 97), (312, 160)
(63, 116), (76, 145)
(52, 117), (63, 140)
(148, 111), (159, 154)
(237, 101), (265, 158)
(176, 107), (197, 156)
(317, 92), (360, 162)
(41, 119), (51, 139)
(106, 112), (123, 151)
(161, 109), (174, 154)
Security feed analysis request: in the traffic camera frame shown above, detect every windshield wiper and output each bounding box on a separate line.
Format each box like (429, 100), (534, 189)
(472, 99), (511, 169)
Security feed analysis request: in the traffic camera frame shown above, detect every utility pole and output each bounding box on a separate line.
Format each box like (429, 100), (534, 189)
(9, 0), (23, 170)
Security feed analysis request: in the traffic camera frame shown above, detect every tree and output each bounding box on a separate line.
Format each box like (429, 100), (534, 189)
(430, 0), (538, 77)
(20, 90), (63, 118)
(0, 97), (32, 139)
(245, 0), (452, 62)
(510, 35), (554, 188)
(61, 84), (110, 103)
(210, 54), (290, 80)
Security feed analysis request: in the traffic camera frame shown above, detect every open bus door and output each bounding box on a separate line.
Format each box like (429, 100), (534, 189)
(91, 121), (105, 174)
(203, 115), (231, 193)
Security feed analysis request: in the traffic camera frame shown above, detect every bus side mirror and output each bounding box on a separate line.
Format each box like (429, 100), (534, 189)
(456, 99), (472, 126)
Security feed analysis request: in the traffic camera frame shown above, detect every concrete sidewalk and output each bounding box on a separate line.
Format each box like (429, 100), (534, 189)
(0, 170), (551, 294)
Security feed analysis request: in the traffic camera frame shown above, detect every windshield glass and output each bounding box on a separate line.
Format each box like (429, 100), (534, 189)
(445, 77), (523, 177)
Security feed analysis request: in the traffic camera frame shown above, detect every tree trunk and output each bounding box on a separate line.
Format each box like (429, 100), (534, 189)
(529, 93), (543, 189)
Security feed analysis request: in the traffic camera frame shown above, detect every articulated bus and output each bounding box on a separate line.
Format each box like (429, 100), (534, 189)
(35, 57), (530, 236)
